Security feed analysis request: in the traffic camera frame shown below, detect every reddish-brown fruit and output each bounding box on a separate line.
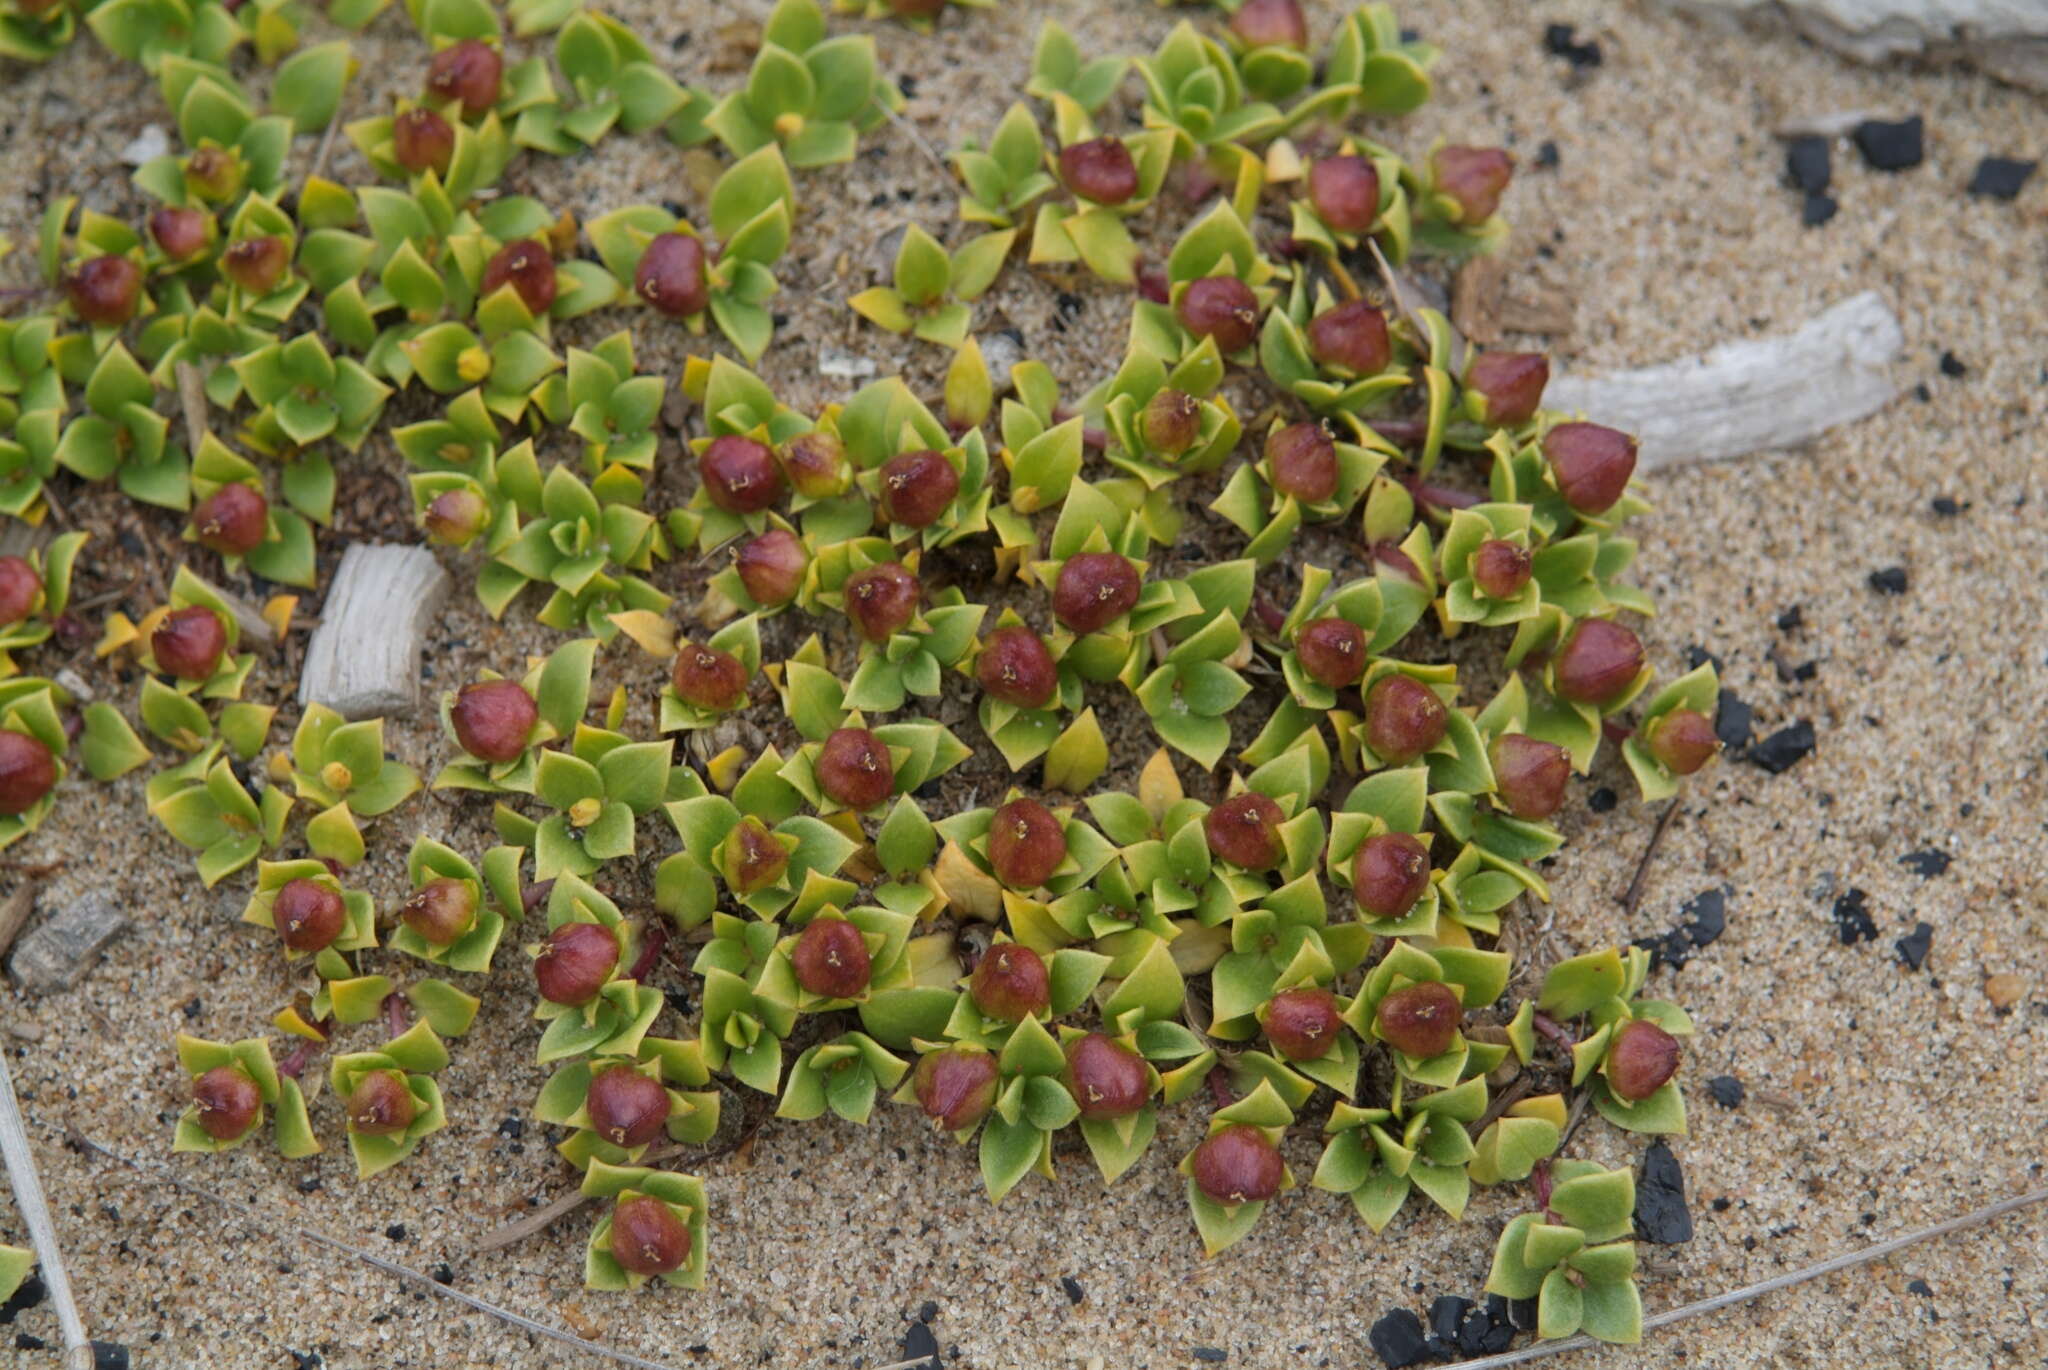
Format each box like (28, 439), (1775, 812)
(843, 562), (921, 643)
(1176, 276), (1261, 352)
(1432, 145), (1514, 223)
(1295, 617), (1367, 688)
(0, 732), (54, 817)
(887, 0), (945, 18)
(734, 528), (807, 607)
(64, 255), (143, 326)
(1465, 352), (1550, 426)
(1306, 299), (1391, 375)
(1265, 421), (1339, 504)
(148, 206), (210, 262)
(393, 106), (456, 176)
(182, 146), (242, 202)
(1542, 421), (1638, 515)
(151, 606), (228, 681)
(778, 431), (848, 499)
(1191, 1124), (1284, 1205)
(1490, 733), (1571, 820)
(1552, 618), (1644, 707)
(426, 38), (503, 118)
(1051, 552), (1140, 634)
(815, 728), (894, 809)
(1376, 980), (1463, 1058)
(1364, 673), (1449, 763)
(878, 450), (959, 529)
(670, 642), (749, 712)
(193, 1066), (262, 1141)
(969, 944), (1050, 1022)
(634, 232), (709, 319)
(401, 877), (478, 947)
(1647, 708), (1720, 776)
(479, 238), (557, 315)
(220, 236), (289, 294)
(791, 918), (872, 999)
(913, 1046), (998, 1131)
(345, 1068), (417, 1135)
(1059, 137), (1139, 205)
(1140, 387), (1202, 456)
(1471, 539), (1533, 600)
(1351, 832), (1431, 919)
(1307, 155), (1381, 234)
(721, 816), (789, 895)
(1264, 986), (1342, 1062)
(975, 626), (1058, 710)
(190, 483), (268, 556)
(986, 798), (1066, 889)
(0, 557), (42, 627)
(1064, 1033), (1149, 1121)
(1203, 791), (1286, 871)
(698, 435), (785, 514)
(273, 878), (346, 953)
(423, 487), (488, 545)
(1230, 0), (1308, 48)
(610, 1194), (690, 1276)
(534, 922), (620, 1005)
(1607, 1018), (1682, 1100)
(451, 679), (537, 762)
(585, 1066), (671, 1148)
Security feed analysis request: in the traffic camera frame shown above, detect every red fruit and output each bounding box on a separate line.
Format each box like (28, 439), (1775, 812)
(1306, 299), (1391, 375)
(345, 1069), (417, 1135)
(585, 1066), (671, 1148)
(1465, 352), (1549, 426)
(273, 877), (346, 953)
(148, 206), (210, 262)
(1230, 0), (1308, 48)
(843, 562), (921, 643)
(1647, 708), (1720, 776)
(451, 679), (538, 762)
(816, 728), (894, 809)
(192, 1066), (261, 1141)
(480, 239), (557, 316)
(182, 146), (243, 203)
(1363, 674), (1448, 763)
(610, 1194), (690, 1276)
(1471, 539), (1533, 599)
(1295, 617), (1366, 688)
(634, 233), (709, 319)
(975, 626), (1058, 710)
(1376, 981), (1463, 1058)
(535, 922), (620, 1005)
(1059, 137), (1139, 205)
(0, 557), (42, 627)
(1203, 792), (1286, 871)
(1490, 733), (1571, 820)
(189, 483), (268, 556)
(1051, 552), (1140, 634)
(151, 606), (227, 681)
(1264, 986), (1342, 1062)
(1140, 388), (1202, 456)
(1543, 422), (1638, 515)
(0, 732), (53, 817)
(426, 38), (503, 118)
(969, 944), (1050, 1022)
(1552, 618), (1644, 706)
(220, 236), (289, 294)
(721, 816), (789, 895)
(1307, 155), (1380, 234)
(401, 878), (478, 948)
(671, 642), (749, 712)
(913, 1046), (998, 1131)
(1607, 1018), (1682, 1100)
(423, 487), (488, 545)
(878, 450), (959, 529)
(778, 432), (848, 499)
(1432, 145), (1514, 223)
(64, 255), (142, 326)
(735, 528), (807, 606)
(1190, 1124), (1284, 1205)
(393, 106), (456, 176)
(698, 435), (785, 514)
(1064, 1033), (1149, 1121)
(1265, 421), (1339, 504)
(1351, 832), (1431, 919)
(1177, 276), (1260, 352)
(791, 918), (871, 999)
(986, 798), (1066, 889)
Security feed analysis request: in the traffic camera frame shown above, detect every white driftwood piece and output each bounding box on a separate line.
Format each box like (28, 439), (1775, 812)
(1544, 291), (1903, 471)
(1664, 0), (2048, 90)
(298, 543), (450, 719)
(0, 1049), (94, 1367)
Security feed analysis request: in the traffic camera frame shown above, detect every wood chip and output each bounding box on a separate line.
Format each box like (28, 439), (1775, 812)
(0, 883), (38, 961)
(1452, 255), (1507, 346)
(1661, 0), (2048, 93)
(298, 543), (451, 719)
(8, 891), (129, 994)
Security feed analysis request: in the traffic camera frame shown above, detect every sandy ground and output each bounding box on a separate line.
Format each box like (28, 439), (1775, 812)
(0, 0), (2045, 1367)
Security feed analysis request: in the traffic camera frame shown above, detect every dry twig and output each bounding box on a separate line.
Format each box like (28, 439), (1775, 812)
(1619, 799), (1681, 920)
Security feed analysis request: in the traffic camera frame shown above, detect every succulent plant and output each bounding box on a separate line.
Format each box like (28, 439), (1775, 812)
(1485, 1160), (1643, 1344)
(0, 531), (82, 676)
(385, 837), (524, 982)
(772, 654), (969, 815)
(1345, 939), (1511, 1089)
(145, 739), (292, 885)
(1310, 1073), (1493, 1229)
(1136, 22), (1283, 181)
(240, 858), (378, 964)
(850, 224), (1014, 350)
(580, 1159), (709, 1291)
(1622, 662), (1721, 801)
(690, 913), (800, 1093)
(329, 1020), (449, 1177)
(1210, 417), (1386, 563)
(707, 0), (889, 166)
(51, 339), (190, 511)
(490, 721), (672, 880)
(534, 1039), (722, 1167)
(1130, 202), (1281, 366)
(1538, 945), (1693, 1135)
(1414, 142), (1514, 258)
(1024, 18), (1128, 114)
(434, 636), (595, 793)
(528, 873), (665, 1064)
(120, 569), (267, 756)
(777, 1031), (911, 1126)
(954, 103), (1057, 231)
(475, 463), (671, 638)
(512, 9), (694, 151)
(285, 704), (423, 865)
(1179, 1079), (1296, 1255)
(655, 761), (859, 924)
(172, 1033), (318, 1158)
(0, 0), (82, 63)
(1027, 98), (1177, 284)
(183, 436), (317, 587)
(1097, 341), (1242, 488)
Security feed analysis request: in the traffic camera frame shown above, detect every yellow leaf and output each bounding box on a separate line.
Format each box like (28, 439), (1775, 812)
(608, 609), (677, 658)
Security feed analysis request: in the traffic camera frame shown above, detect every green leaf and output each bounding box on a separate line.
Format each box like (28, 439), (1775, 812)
(893, 225), (952, 308)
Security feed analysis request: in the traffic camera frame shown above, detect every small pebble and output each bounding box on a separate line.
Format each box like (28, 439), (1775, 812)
(1785, 136), (1830, 193)
(1635, 1139), (1694, 1244)
(1708, 1075), (1745, 1108)
(1801, 193), (1838, 227)
(1192, 1349), (1228, 1364)
(898, 1320), (939, 1370)
(1966, 157), (2035, 200)
(1983, 974), (2022, 1009)
(1907, 1278), (1934, 1297)
(1542, 23), (1602, 68)
(1867, 566), (1908, 594)
(1587, 786), (1617, 813)
(1060, 1276), (1084, 1306)
(91, 1343), (129, 1370)
(1895, 921), (1934, 971)
(385, 1223), (406, 1241)
(15, 1334), (46, 1350)
(1368, 1309), (1430, 1368)
(1429, 1295), (1471, 1344)
(1776, 604), (1804, 632)
(1930, 496), (1962, 516)
(1853, 116), (1924, 172)
(1535, 140), (1560, 169)
(1715, 689), (1755, 751)
(1832, 888), (1878, 945)
(918, 1301), (938, 1324)
(1898, 848), (1950, 877)
(1747, 720), (1815, 773)
(1938, 351), (1967, 378)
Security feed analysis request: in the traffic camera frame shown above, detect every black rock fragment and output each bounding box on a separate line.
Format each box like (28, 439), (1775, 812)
(289, 1352), (323, 1370)
(1635, 1140), (1694, 1244)
(1832, 888), (1878, 945)
(15, 1335), (46, 1351)
(1715, 689), (1754, 751)
(918, 1301), (938, 1324)
(1429, 1295), (1471, 1345)
(1939, 351), (1967, 378)
(1907, 1278), (1934, 1296)
(1785, 136), (1830, 193)
(1853, 116), (1924, 171)
(899, 1321), (940, 1370)
(384, 1223), (406, 1241)
(1535, 140), (1560, 169)
(1368, 1309), (1430, 1368)
(1543, 24), (1602, 67)
(0, 1274), (45, 1324)
(1899, 849), (1950, 878)
(1588, 786), (1617, 814)
(1930, 496), (1962, 516)
(1477, 1296), (1516, 1352)
(1896, 921), (1935, 970)
(92, 1344), (130, 1370)
(1192, 1349), (1228, 1365)
(1507, 1297), (1540, 1330)
(1967, 157), (2035, 200)
(1777, 604), (1804, 632)
(1684, 645), (1723, 673)
(1868, 566), (1908, 594)
(1683, 887), (1729, 948)
(1060, 1276), (1084, 1306)
(1747, 720), (1814, 773)
(1802, 193), (1838, 227)
(1707, 1075), (1745, 1108)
